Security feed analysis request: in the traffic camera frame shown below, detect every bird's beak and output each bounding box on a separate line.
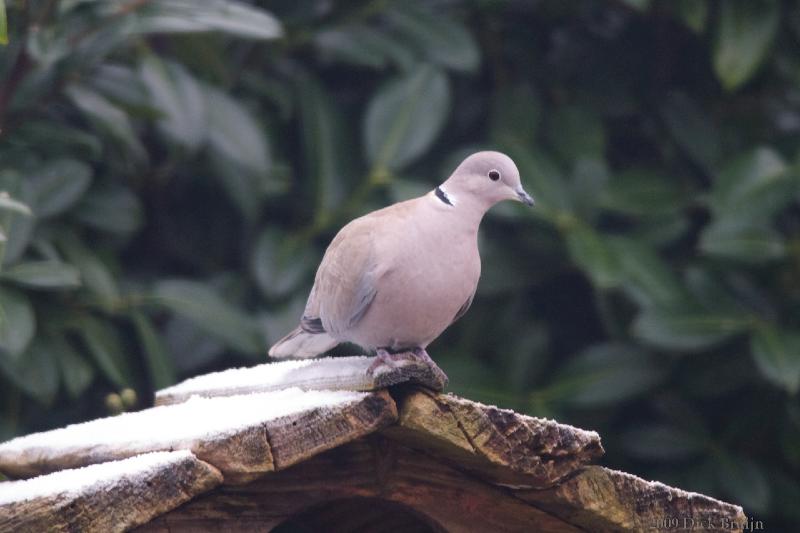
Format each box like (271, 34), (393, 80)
(516, 187), (535, 207)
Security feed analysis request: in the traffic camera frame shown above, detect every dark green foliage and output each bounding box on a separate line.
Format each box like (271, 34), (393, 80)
(0, 0), (798, 525)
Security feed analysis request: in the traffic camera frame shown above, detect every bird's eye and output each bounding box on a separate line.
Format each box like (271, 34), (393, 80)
(488, 169), (500, 181)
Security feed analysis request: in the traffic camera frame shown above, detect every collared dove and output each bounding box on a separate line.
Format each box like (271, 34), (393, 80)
(268, 151), (533, 373)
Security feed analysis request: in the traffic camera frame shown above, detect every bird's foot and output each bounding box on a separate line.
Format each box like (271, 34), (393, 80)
(366, 347), (448, 390)
(366, 348), (399, 377)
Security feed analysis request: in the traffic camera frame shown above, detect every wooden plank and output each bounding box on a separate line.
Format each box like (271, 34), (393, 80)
(517, 465), (749, 533)
(0, 451), (221, 533)
(140, 436), (583, 533)
(0, 389), (397, 482)
(383, 389), (604, 488)
(155, 355), (447, 406)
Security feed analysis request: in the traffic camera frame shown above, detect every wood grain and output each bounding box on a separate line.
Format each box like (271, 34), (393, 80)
(0, 452), (221, 533)
(384, 389), (604, 488)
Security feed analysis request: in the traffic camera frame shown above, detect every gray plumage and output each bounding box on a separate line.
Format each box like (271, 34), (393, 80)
(268, 151), (533, 360)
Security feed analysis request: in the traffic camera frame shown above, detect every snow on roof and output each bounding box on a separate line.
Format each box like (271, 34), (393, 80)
(0, 450), (192, 505)
(157, 356), (374, 398)
(0, 388), (367, 459)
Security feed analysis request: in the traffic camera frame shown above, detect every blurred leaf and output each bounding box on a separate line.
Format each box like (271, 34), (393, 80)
(660, 92), (720, 170)
(713, 0), (779, 91)
(252, 228), (315, 300)
(0, 0), (7, 45)
(715, 454), (771, 513)
(548, 105), (606, 163)
(751, 325), (800, 394)
(620, 0), (650, 11)
(154, 279), (262, 355)
(66, 84), (147, 162)
(314, 26), (413, 70)
(565, 224), (620, 289)
(131, 311), (176, 389)
(0, 260), (81, 289)
(501, 141), (572, 217)
(607, 237), (686, 308)
(699, 219), (785, 263)
(674, 0), (708, 33)
(295, 72), (349, 214)
(258, 295), (306, 347)
(74, 185), (143, 235)
(0, 193), (32, 216)
(75, 315), (132, 387)
(710, 147), (788, 215)
(684, 267), (743, 313)
(549, 343), (665, 406)
(54, 336), (95, 399)
(58, 232), (120, 304)
(364, 64), (450, 171)
(0, 286), (35, 359)
(140, 56), (207, 152)
(29, 159), (92, 218)
(127, 0), (283, 40)
(164, 315), (225, 373)
(622, 424), (703, 460)
(601, 169), (688, 216)
(0, 339), (59, 405)
(205, 83), (270, 218)
(570, 157), (608, 222)
(633, 308), (750, 352)
(385, 3), (479, 73)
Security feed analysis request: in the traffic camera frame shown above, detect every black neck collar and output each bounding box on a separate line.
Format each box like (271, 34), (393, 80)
(435, 186), (453, 206)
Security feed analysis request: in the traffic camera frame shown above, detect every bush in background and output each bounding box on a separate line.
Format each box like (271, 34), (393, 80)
(0, 0), (798, 527)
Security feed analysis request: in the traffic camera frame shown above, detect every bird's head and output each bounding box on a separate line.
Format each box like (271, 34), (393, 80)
(439, 151), (534, 210)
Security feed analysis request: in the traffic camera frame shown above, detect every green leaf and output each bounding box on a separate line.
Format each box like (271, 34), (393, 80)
(500, 141), (572, 218)
(127, 0), (283, 41)
(313, 27), (413, 70)
(295, 73), (349, 214)
(0, 0), (7, 46)
(660, 92), (720, 170)
(252, 229), (315, 300)
(601, 169), (688, 216)
(713, 0), (779, 91)
(490, 83), (541, 150)
(710, 147), (788, 215)
(751, 326), (800, 394)
(607, 237), (687, 308)
(0, 286), (35, 359)
(622, 425), (703, 460)
(29, 159), (92, 218)
(714, 454), (771, 513)
(65, 84), (147, 162)
(550, 343), (666, 406)
(74, 186), (143, 235)
(140, 56), (207, 152)
(565, 225), (620, 289)
(54, 336), (95, 399)
(0, 261), (81, 289)
(364, 64), (450, 171)
(0, 339), (59, 405)
(74, 316), (131, 387)
(384, 3), (480, 73)
(0, 193), (32, 216)
(153, 279), (263, 355)
(58, 232), (120, 304)
(674, 0), (708, 33)
(633, 308), (750, 352)
(131, 311), (176, 389)
(699, 219), (786, 263)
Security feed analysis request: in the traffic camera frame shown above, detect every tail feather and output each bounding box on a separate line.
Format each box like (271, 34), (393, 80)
(268, 326), (339, 359)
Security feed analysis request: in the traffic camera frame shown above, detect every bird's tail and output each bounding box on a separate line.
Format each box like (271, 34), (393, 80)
(268, 327), (339, 359)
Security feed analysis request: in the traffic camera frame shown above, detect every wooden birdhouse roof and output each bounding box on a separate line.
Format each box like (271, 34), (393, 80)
(0, 356), (748, 532)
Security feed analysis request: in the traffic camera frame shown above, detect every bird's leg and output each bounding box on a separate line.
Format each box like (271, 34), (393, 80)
(366, 347), (398, 376)
(410, 347), (435, 365)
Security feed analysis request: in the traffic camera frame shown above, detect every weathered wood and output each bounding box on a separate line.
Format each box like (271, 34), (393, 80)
(0, 389), (397, 482)
(139, 436), (583, 533)
(518, 465), (749, 533)
(0, 451), (221, 533)
(155, 355), (447, 406)
(383, 389), (604, 488)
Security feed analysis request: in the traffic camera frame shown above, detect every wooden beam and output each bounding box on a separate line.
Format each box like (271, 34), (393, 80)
(383, 389), (604, 488)
(0, 451), (221, 533)
(140, 437), (583, 533)
(155, 355), (447, 406)
(516, 466), (749, 533)
(0, 390), (397, 483)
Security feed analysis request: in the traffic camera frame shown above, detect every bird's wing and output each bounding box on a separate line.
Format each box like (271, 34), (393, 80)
(303, 217), (379, 337)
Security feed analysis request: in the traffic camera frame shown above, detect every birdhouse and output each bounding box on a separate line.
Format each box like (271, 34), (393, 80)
(0, 356), (747, 532)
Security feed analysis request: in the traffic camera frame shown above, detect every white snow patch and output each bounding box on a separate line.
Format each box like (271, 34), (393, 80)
(0, 388), (366, 459)
(0, 450), (192, 505)
(157, 356), (374, 398)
